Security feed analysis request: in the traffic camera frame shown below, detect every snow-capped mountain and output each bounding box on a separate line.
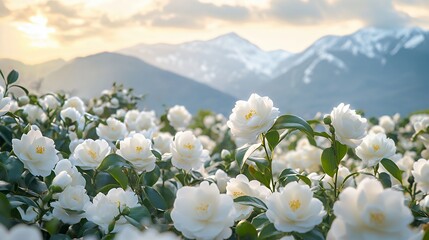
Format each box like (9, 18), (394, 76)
(274, 27), (427, 84)
(118, 32), (292, 97)
(260, 27), (429, 117)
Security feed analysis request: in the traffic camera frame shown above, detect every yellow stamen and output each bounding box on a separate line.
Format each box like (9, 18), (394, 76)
(289, 199), (301, 212)
(135, 146), (143, 153)
(196, 203), (209, 212)
(232, 191), (245, 198)
(370, 212), (385, 224)
(245, 110), (256, 120)
(88, 149), (97, 159)
(372, 144), (380, 151)
(183, 143), (194, 150)
(35, 146), (45, 154)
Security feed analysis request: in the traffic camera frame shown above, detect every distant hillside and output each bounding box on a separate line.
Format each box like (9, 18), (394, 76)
(0, 58), (66, 92)
(40, 52), (236, 115)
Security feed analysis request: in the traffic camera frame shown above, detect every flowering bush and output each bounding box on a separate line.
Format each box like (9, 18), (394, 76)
(0, 69), (428, 240)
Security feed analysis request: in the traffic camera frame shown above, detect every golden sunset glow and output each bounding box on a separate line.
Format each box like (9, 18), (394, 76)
(0, 0), (428, 64)
(16, 14), (57, 48)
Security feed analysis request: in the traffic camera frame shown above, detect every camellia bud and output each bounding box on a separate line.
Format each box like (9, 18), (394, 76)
(323, 115), (332, 125)
(221, 149), (231, 160)
(52, 171), (73, 190)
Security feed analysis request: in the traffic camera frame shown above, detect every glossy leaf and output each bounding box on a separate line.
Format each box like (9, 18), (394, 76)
(235, 220), (258, 239)
(7, 70), (19, 85)
(144, 186), (167, 211)
(321, 147), (337, 177)
(380, 158), (403, 184)
(234, 196), (267, 210)
(235, 143), (261, 171)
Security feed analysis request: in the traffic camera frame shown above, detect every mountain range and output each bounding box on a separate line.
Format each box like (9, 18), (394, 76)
(1, 27), (428, 117)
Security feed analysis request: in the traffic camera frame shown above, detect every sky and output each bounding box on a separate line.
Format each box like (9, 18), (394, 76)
(0, 0), (429, 64)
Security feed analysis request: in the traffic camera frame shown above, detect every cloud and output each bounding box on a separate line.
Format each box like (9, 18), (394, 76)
(134, 0), (251, 28)
(268, 0), (411, 28)
(0, 1), (10, 17)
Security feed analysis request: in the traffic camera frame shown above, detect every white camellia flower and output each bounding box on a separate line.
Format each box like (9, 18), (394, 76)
(355, 133), (396, 167)
(266, 181), (326, 233)
(226, 174), (271, 221)
(117, 133), (156, 172)
(171, 181), (235, 240)
(96, 117), (127, 142)
(72, 139), (111, 170)
(60, 107), (85, 129)
(0, 224), (42, 240)
(170, 131), (209, 171)
(136, 110), (158, 132)
(63, 96), (86, 114)
(51, 185), (90, 224)
(413, 117), (429, 148)
(378, 115), (395, 133)
(227, 93), (279, 145)
(114, 226), (179, 240)
(85, 188), (139, 233)
(124, 110), (140, 131)
(0, 86), (11, 116)
(412, 158), (429, 194)
(39, 95), (60, 110)
(328, 178), (414, 240)
(17, 206), (38, 222)
(153, 132), (173, 154)
(23, 104), (47, 123)
(84, 192), (120, 233)
(12, 129), (59, 177)
(282, 138), (322, 173)
(330, 103), (367, 148)
(54, 159), (86, 186)
(167, 105), (192, 130)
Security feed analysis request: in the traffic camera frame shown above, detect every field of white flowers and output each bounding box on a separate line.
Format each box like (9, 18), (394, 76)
(0, 69), (428, 240)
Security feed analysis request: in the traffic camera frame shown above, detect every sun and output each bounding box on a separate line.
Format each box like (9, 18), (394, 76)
(16, 14), (57, 48)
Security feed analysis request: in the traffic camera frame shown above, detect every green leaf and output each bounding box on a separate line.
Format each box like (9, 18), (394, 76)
(269, 115), (315, 145)
(279, 168), (311, 187)
(234, 196), (267, 210)
(321, 147), (337, 177)
(0, 193), (11, 218)
(0, 69), (4, 81)
(265, 130), (280, 151)
(298, 229), (325, 240)
(248, 165), (271, 188)
(235, 220), (258, 239)
(379, 172), (392, 188)
(8, 195), (38, 208)
(106, 167), (128, 189)
(97, 154), (130, 171)
(126, 205), (151, 224)
(270, 115), (314, 135)
(258, 223), (281, 239)
(334, 141), (348, 164)
(50, 234), (72, 240)
(380, 158), (403, 184)
(151, 149), (162, 160)
(144, 165), (160, 186)
(144, 186), (167, 211)
(251, 213), (269, 230)
(4, 156), (24, 183)
(235, 143), (261, 171)
(7, 70), (19, 85)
